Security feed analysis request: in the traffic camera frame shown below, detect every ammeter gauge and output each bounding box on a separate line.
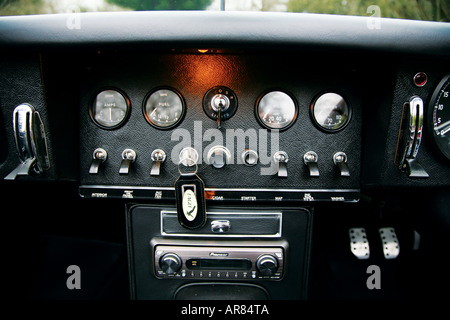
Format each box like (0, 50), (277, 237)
(90, 88), (130, 129)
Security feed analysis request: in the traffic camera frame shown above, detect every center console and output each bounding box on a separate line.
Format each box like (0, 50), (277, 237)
(127, 205), (312, 300)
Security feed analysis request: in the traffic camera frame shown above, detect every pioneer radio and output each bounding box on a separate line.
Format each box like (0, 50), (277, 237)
(153, 244), (285, 280)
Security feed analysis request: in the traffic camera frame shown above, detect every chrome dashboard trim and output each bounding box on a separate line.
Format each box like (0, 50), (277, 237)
(160, 210), (283, 238)
(79, 185), (360, 202)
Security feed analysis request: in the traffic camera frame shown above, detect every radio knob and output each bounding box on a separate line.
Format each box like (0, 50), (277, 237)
(256, 255), (278, 276)
(159, 253), (182, 275)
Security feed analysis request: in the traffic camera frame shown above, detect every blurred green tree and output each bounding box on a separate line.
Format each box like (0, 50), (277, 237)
(0, 0), (45, 15)
(287, 0), (449, 22)
(106, 0), (213, 10)
(1, 0), (448, 21)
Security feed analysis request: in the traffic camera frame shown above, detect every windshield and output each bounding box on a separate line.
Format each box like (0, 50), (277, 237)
(0, 0), (448, 22)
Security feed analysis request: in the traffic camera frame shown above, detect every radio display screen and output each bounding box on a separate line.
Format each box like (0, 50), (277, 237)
(186, 258), (252, 270)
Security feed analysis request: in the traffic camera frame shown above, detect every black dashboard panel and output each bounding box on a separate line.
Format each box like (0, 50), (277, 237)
(1, 12), (449, 190)
(78, 51), (362, 202)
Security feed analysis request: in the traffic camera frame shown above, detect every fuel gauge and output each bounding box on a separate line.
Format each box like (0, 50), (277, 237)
(143, 87), (186, 129)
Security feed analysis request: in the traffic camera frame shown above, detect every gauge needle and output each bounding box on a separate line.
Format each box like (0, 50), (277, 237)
(150, 108), (158, 117)
(441, 127), (450, 136)
(436, 120), (450, 136)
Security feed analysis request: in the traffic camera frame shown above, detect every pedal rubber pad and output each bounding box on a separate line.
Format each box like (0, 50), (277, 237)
(379, 227), (400, 259)
(349, 228), (370, 260)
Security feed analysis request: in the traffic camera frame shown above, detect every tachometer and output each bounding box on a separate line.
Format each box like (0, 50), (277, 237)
(429, 74), (450, 161)
(143, 87), (186, 129)
(255, 90), (298, 130)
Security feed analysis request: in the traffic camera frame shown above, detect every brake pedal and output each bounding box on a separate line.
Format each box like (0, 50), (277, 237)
(349, 228), (370, 260)
(379, 228), (400, 259)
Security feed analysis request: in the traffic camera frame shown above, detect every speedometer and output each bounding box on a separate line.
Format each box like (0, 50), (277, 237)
(429, 74), (450, 161)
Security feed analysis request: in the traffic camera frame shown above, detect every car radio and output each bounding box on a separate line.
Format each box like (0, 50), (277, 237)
(154, 245), (284, 281)
(129, 206), (311, 299)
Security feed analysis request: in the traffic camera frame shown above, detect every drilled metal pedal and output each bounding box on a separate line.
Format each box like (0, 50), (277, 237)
(379, 228), (400, 259)
(349, 228), (370, 260)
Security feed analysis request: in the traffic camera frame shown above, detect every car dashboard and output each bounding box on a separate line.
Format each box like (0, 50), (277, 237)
(1, 11), (449, 304)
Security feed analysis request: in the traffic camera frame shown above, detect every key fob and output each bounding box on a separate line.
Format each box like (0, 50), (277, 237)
(175, 173), (207, 229)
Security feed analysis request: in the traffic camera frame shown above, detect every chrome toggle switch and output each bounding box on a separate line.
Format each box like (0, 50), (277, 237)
(150, 149), (166, 176)
(303, 151), (320, 177)
(273, 151), (288, 178)
(5, 103), (50, 180)
(333, 152), (350, 177)
(119, 149), (136, 175)
(89, 148), (107, 175)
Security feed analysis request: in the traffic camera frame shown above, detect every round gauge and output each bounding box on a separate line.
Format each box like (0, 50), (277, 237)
(90, 89), (130, 129)
(311, 92), (351, 132)
(256, 90), (298, 130)
(143, 87), (186, 129)
(428, 74), (450, 161)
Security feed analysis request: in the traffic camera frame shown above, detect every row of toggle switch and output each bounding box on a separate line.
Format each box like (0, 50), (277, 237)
(89, 146), (350, 177)
(276, 150), (350, 177)
(89, 148), (167, 176)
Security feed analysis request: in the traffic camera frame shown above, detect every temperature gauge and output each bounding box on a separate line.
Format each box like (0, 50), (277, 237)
(256, 90), (298, 130)
(143, 87), (186, 129)
(311, 92), (351, 132)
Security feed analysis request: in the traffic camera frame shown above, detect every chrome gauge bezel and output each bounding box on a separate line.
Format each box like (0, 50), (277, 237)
(255, 89), (299, 131)
(202, 86), (238, 121)
(89, 87), (131, 130)
(427, 73), (450, 161)
(143, 86), (186, 130)
(310, 91), (352, 133)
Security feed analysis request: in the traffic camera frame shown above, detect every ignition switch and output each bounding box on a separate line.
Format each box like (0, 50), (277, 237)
(202, 86), (238, 129)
